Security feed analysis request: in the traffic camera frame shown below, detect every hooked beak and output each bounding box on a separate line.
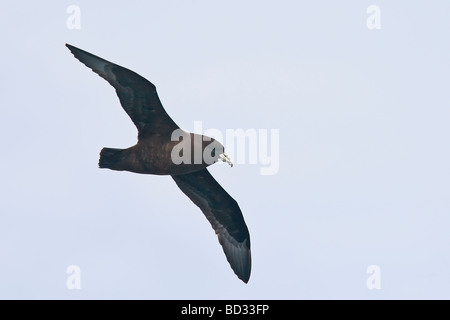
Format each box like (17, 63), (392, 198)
(218, 153), (233, 167)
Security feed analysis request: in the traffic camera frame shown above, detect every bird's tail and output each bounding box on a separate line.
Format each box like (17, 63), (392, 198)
(99, 147), (125, 170)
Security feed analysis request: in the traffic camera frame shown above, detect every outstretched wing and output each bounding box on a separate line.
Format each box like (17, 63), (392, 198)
(66, 44), (179, 138)
(172, 169), (251, 283)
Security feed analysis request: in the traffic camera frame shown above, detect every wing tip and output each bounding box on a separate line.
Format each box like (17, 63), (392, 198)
(222, 237), (252, 284)
(65, 43), (77, 54)
(236, 253), (251, 284)
(239, 272), (251, 284)
(65, 43), (87, 62)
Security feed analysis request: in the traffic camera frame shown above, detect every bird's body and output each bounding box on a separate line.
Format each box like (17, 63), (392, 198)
(66, 44), (251, 283)
(99, 132), (220, 175)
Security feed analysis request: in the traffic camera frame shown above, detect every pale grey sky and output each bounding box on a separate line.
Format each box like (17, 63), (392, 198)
(1, 1), (450, 299)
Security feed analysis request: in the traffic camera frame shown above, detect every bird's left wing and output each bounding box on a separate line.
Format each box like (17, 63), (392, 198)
(172, 169), (251, 283)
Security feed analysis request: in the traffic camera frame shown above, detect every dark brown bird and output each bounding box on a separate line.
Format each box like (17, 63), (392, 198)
(66, 44), (251, 283)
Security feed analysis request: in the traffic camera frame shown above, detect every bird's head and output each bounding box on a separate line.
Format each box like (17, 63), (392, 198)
(202, 137), (233, 167)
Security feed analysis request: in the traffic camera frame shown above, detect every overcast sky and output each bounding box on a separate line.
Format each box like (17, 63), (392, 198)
(1, 1), (450, 299)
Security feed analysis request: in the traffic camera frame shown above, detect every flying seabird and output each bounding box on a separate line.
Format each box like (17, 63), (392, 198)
(66, 44), (251, 283)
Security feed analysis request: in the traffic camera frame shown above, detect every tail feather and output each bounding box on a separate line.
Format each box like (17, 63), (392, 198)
(99, 147), (124, 169)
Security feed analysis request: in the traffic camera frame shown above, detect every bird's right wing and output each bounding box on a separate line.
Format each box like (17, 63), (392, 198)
(66, 44), (179, 138)
(172, 169), (251, 283)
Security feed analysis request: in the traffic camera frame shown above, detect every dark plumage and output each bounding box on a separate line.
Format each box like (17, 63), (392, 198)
(66, 44), (251, 283)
